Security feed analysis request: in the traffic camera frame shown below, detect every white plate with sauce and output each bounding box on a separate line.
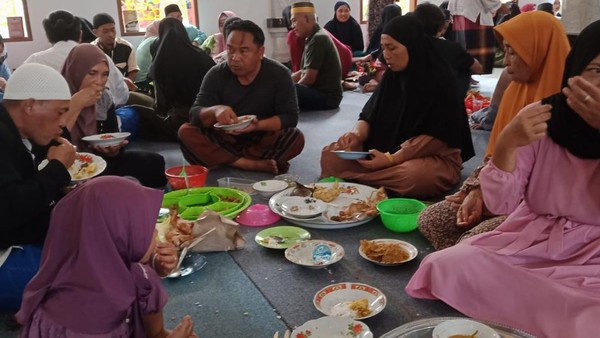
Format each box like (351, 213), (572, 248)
(38, 152), (106, 182)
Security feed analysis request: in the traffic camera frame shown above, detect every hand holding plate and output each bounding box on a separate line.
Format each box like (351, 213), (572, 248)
(92, 140), (128, 157)
(226, 117), (257, 135)
(357, 149), (390, 170)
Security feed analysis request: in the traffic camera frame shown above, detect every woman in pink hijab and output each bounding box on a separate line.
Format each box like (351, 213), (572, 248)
(51, 44), (168, 188)
(16, 176), (197, 337)
(201, 10), (236, 57)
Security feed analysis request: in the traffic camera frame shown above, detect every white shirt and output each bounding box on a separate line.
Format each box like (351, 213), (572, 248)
(448, 0), (502, 27)
(23, 40), (129, 106)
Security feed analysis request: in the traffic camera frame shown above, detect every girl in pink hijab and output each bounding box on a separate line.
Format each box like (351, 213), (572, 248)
(16, 176), (197, 338)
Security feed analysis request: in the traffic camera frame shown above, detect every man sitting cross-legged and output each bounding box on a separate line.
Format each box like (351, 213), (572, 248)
(178, 20), (304, 174)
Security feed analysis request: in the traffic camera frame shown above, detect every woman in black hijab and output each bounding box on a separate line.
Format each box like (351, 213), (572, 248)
(140, 17), (215, 141)
(545, 19), (600, 159)
(324, 1), (364, 55)
(320, 16), (474, 198)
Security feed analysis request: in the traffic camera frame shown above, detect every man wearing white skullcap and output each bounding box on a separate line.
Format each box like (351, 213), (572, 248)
(0, 63), (77, 311)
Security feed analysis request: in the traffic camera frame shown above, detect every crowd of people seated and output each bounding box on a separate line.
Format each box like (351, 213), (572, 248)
(0, 1), (598, 337)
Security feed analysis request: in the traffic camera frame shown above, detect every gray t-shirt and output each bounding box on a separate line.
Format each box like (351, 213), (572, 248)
(190, 57), (299, 129)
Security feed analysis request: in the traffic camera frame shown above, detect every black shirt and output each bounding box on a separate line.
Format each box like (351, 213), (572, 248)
(0, 105), (70, 248)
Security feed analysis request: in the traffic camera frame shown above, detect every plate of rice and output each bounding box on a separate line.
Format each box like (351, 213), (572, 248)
(313, 282), (386, 320)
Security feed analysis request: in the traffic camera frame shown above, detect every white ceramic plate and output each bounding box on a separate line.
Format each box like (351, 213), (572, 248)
(292, 316), (373, 338)
(285, 240), (344, 268)
(269, 183), (379, 230)
(213, 114), (256, 131)
(280, 196), (327, 219)
(313, 282), (386, 320)
(358, 239), (418, 266)
(432, 319), (501, 338)
(81, 132), (130, 147)
(38, 152), (107, 182)
(331, 150), (371, 160)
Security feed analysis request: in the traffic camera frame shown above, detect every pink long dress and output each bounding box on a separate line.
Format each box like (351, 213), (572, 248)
(406, 135), (600, 338)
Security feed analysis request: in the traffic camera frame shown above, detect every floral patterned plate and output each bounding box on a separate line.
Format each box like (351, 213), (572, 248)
(292, 316), (373, 338)
(313, 282), (387, 320)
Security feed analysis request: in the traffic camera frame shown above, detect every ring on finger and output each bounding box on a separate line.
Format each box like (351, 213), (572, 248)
(584, 94), (591, 102)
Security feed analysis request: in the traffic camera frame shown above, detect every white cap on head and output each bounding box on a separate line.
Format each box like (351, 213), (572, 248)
(3, 63), (71, 100)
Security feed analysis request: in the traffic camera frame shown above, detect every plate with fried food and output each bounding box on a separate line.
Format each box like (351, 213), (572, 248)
(359, 239), (418, 266)
(313, 282), (386, 320)
(38, 152), (106, 183)
(269, 182), (387, 229)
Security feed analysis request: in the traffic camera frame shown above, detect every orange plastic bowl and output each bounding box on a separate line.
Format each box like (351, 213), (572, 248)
(165, 165), (208, 190)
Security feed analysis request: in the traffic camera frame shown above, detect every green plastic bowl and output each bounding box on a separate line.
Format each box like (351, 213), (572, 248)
(318, 176), (345, 183)
(376, 198), (426, 232)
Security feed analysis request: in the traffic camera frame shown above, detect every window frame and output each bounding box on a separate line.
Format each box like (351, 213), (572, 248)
(115, 0), (199, 37)
(0, 0), (33, 42)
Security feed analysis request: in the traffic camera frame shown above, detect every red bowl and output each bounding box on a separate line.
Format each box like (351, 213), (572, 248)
(165, 165), (208, 190)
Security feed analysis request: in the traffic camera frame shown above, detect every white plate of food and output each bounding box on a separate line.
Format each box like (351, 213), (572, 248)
(313, 282), (386, 320)
(331, 150), (371, 160)
(81, 132), (130, 147)
(292, 316), (373, 338)
(358, 239), (418, 266)
(285, 240), (344, 268)
(269, 183), (387, 229)
(38, 152), (106, 182)
(280, 196), (327, 219)
(213, 115), (256, 131)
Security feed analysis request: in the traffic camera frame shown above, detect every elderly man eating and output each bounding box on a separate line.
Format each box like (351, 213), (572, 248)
(0, 63), (75, 310)
(178, 20), (305, 174)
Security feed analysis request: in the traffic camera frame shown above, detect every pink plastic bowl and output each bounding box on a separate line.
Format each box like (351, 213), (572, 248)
(165, 165), (208, 190)
(236, 204), (281, 227)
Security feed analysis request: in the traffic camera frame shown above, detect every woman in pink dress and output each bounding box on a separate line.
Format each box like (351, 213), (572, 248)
(406, 19), (600, 337)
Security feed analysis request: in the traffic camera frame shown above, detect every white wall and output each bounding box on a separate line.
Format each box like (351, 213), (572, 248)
(4, 0), (122, 68)
(4, 0), (368, 69)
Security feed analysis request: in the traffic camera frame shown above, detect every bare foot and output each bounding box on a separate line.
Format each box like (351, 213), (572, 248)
(232, 158), (279, 174)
